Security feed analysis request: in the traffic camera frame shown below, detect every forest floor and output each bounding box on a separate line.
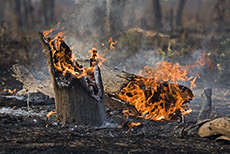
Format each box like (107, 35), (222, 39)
(1, 28), (230, 153)
(0, 68), (230, 153)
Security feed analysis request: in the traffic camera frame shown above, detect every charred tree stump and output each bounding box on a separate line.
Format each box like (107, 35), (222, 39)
(197, 88), (212, 122)
(39, 32), (106, 126)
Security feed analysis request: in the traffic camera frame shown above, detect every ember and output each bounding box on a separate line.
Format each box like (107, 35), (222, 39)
(46, 110), (56, 118)
(8, 88), (16, 94)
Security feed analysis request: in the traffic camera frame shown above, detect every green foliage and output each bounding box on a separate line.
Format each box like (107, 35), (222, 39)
(118, 32), (142, 54)
(157, 42), (191, 62)
(207, 38), (230, 78)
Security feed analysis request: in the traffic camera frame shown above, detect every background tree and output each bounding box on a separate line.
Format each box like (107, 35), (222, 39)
(176, 0), (187, 28)
(40, 0), (55, 26)
(10, 0), (22, 28)
(153, 0), (162, 30)
(212, 0), (225, 30)
(110, 0), (127, 35)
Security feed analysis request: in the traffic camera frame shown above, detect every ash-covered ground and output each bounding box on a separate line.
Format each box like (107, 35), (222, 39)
(1, 79), (230, 153)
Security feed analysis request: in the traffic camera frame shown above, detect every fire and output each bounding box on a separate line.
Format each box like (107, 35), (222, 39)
(108, 37), (117, 50)
(42, 26), (107, 93)
(117, 62), (195, 121)
(118, 121), (141, 132)
(43, 22), (66, 40)
(88, 48), (106, 67)
(46, 110), (56, 118)
(190, 52), (215, 72)
(8, 88), (16, 94)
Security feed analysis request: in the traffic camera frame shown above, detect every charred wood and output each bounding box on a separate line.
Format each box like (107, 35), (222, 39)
(39, 31), (106, 126)
(197, 88), (212, 122)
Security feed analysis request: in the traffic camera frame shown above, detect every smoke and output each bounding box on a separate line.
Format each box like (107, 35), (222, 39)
(26, 0), (229, 90)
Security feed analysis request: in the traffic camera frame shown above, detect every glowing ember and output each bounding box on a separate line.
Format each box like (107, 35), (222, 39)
(46, 110), (56, 118)
(8, 89), (16, 94)
(116, 62), (195, 121)
(118, 121), (141, 132)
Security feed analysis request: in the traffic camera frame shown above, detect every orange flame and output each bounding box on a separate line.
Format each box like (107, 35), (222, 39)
(117, 52), (213, 121)
(42, 26), (107, 89)
(88, 48), (106, 67)
(8, 88), (16, 94)
(43, 22), (66, 39)
(117, 62), (195, 121)
(108, 37), (117, 50)
(46, 110), (56, 118)
(190, 52), (215, 72)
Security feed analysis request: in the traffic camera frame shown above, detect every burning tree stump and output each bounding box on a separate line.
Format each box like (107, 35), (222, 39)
(39, 32), (106, 126)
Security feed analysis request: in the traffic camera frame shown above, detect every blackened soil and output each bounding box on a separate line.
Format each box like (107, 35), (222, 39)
(0, 106), (230, 154)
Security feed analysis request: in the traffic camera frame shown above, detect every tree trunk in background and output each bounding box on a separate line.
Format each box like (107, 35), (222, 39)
(22, 0), (28, 25)
(0, 1), (6, 22)
(195, 0), (202, 23)
(110, 0), (127, 35)
(153, 0), (162, 30)
(22, 0), (34, 25)
(169, 8), (174, 32)
(93, 1), (106, 38)
(41, 0), (55, 26)
(41, 0), (48, 26)
(48, 0), (55, 24)
(176, 0), (186, 28)
(10, 0), (22, 28)
(127, 1), (136, 29)
(212, 0), (225, 30)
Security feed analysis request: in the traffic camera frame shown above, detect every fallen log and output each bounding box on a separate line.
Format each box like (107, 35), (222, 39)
(39, 32), (106, 126)
(198, 118), (230, 138)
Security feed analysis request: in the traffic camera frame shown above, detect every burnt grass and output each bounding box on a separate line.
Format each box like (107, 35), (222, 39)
(1, 72), (230, 154)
